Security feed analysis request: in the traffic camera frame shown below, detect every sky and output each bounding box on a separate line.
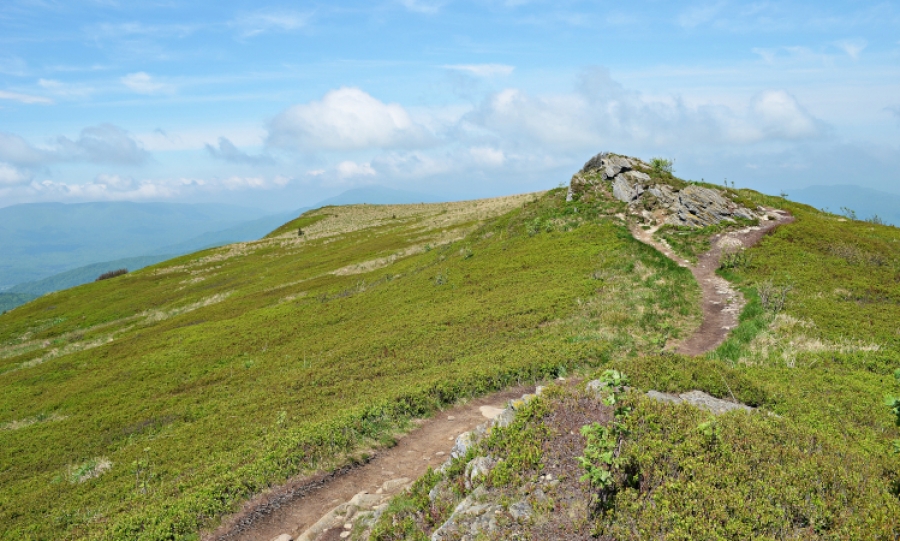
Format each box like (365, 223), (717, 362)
(0, 0), (898, 211)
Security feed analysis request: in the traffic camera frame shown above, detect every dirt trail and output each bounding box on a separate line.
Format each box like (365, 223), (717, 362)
(206, 386), (534, 541)
(631, 210), (794, 356)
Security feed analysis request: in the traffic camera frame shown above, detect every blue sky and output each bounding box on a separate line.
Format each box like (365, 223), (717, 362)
(1, 0), (898, 210)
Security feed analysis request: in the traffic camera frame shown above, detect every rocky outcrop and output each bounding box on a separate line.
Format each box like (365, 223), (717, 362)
(570, 152), (761, 228)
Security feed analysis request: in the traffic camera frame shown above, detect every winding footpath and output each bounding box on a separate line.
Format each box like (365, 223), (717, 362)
(208, 210), (793, 541)
(205, 387), (534, 541)
(630, 209), (794, 355)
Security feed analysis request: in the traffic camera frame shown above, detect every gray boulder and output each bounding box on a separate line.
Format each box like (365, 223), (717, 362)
(576, 151), (760, 227)
(647, 389), (753, 415)
(464, 456), (497, 489)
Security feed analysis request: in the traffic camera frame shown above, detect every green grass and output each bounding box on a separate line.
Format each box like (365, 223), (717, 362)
(0, 189), (699, 540)
(370, 187), (900, 540)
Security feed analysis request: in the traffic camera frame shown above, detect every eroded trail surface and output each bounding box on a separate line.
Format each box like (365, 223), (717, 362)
(631, 210), (794, 356)
(207, 386), (534, 541)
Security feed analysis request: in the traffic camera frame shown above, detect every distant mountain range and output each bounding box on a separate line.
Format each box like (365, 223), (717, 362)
(0, 186), (441, 312)
(788, 185), (900, 226)
(0, 201), (271, 289)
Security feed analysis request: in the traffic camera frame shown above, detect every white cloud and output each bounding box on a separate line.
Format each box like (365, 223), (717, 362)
(55, 124), (150, 165)
(268, 87), (435, 151)
(0, 90), (53, 104)
(205, 137), (275, 165)
(231, 10), (311, 37)
(0, 163), (32, 186)
(399, 0), (445, 14)
(750, 90), (823, 140)
(0, 132), (49, 167)
(834, 38), (867, 59)
(1, 126), (149, 169)
(469, 146), (505, 166)
(19, 172), (293, 203)
(462, 68), (827, 150)
(337, 161), (376, 179)
(121, 72), (175, 95)
(443, 64), (515, 77)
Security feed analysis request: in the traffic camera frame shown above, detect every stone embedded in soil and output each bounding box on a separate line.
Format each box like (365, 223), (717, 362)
(647, 389), (753, 414)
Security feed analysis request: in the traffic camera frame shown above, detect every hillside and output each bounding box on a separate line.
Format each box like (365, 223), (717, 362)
(2, 156), (899, 540)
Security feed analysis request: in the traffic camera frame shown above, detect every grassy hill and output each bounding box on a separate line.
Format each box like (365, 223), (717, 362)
(0, 189), (701, 540)
(372, 189), (900, 539)
(1, 177), (899, 540)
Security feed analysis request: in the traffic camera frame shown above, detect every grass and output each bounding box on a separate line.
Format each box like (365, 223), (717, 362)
(0, 189), (699, 540)
(369, 184), (900, 540)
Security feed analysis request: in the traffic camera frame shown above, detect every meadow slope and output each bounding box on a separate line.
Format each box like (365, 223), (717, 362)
(369, 187), (900, 540)
(0, 188), (701, 540)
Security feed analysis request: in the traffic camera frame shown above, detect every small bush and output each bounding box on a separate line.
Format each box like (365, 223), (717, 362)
(95, 268), (128, 281)
(649, 157), (674, 175)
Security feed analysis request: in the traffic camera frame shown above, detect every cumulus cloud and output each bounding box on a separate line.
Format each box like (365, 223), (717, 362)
(0, 90), (53, 104)
(205, 137), (275, 165)
(267, 87), (435, 151)
(0, 132), (49, 167)
(462, 68), (827, 151)
(0, 125), (149, 170)
(469, 146), (505, 166)
(55, 124), (150, 165)
(336, 160), (376, 179)
(444, 64), (515, 77)
(121, 72), (174, 95)
(0, 163), (32, 186)
(750, 90), (823, 140)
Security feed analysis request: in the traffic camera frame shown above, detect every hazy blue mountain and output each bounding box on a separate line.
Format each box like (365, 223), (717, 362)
(7, 254), (175, 297)
(0, 202), (270, 288)
(148, 209), (306, 256)
(314, 186), (444, 207)
(789, 185), (900, 226)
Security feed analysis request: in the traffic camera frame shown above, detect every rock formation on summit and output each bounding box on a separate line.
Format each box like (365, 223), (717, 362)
(569, 152), (761, 227)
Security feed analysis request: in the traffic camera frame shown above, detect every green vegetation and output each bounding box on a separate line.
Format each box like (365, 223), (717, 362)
(5, 170), (900, 540)
(649, 157), (674, 175)
(95, 269), (128, 282)
(578, 370), (631, 514)
(0, 189), (699, 540)
(370, 185), (900, 540)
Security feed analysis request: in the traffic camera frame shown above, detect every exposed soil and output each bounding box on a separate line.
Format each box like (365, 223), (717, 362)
(206, 386), (535, 541)
(631, 210), (794, 356)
